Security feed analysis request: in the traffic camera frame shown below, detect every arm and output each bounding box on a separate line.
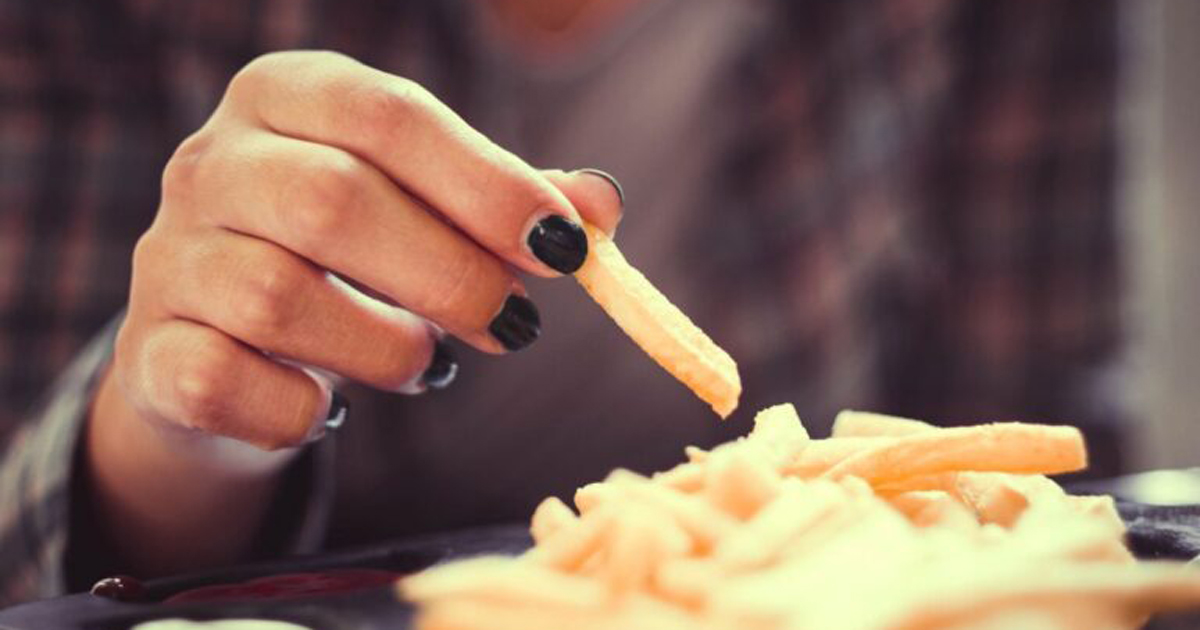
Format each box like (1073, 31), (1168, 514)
(0, 321), (116, 604)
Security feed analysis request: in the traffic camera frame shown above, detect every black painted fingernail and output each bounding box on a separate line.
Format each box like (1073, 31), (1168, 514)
(575, 168), (625, 207)
(489, 295), (541, 351)
(420, 341), (458, 390)
(527, 215), (588, 274)
(325, 391), (349, 431)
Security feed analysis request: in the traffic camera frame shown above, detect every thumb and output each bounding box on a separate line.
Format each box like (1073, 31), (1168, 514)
(542, 168), (625, 237)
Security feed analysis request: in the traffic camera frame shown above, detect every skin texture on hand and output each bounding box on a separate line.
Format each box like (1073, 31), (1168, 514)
(84, 50), (624, 578)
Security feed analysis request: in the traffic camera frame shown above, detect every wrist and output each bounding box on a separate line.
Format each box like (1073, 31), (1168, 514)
(84, 366), (300, 576)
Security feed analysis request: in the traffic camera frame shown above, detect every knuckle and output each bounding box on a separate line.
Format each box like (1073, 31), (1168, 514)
(129, 228), (176, 305)
(130, 229), (163, 275)
(161, 132), (213, 202)
(350, 78), (429, 139)
(232, 258), (304, 338)
(229, 54), (275, 96)
(306, 152), (364, 208)
(233, 50), (354, 102)
(290, 202), (342, 251)
(284, 154), (363, 249)
(172, 343), (238, 427)
(229, 51), (329, 98)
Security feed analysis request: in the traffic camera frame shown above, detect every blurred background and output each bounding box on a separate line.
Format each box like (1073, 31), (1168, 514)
(1122, 0), (1200, 471)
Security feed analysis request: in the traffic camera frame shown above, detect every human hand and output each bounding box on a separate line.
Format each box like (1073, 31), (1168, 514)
(105, 51), (624, 452)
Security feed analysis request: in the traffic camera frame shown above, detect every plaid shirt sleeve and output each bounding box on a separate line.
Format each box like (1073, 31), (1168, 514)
(0, 4), (334, 599)
(0, 318), (118, 602)
(0, 316), (336, 604)
(0, 0), (346, 605)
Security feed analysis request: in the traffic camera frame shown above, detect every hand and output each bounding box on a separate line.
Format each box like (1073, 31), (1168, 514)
(80, 51), (622, 576)
(102, 51), (624, 453)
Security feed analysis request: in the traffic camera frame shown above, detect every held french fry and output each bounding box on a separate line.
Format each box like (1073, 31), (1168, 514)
(574, 223), (741, 418)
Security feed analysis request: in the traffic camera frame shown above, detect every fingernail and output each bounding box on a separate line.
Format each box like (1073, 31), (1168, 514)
(489, 295), (541, 351)
(324, 391), (349, 431)
(527, 215), (588, 274)
(420, 341), (458, 390)
(575, 168), (625, 207)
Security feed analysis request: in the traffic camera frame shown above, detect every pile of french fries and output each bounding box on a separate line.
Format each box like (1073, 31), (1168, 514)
(402, 405), (1200, 630)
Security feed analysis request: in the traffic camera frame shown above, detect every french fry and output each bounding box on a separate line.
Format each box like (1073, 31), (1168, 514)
(703, 445), (781, 519)
(653, 462), (706, 493)
(746, 404), (810, 459)
(403, 406), (1200, 630)
(782, 437), (892, 477)
(831, 409), (937, 438)
(574, 223), (741, 418)
(822, 423), (1087, 483)
(574, 481), (619, 514)
(606, 469), (737, 551)
(713, 480), (848, 570)
(531, 496), (579, 544)
(653, 557), (726, 608)
(684, 445), (709, 463)
(524, 509), (610, 571)
(888, 490), (979, 531)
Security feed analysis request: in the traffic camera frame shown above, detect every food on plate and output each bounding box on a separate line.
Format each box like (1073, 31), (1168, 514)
(573, 222), (740, 418)
(402, 404), (1200, 630)
(130, 620), (311, 630)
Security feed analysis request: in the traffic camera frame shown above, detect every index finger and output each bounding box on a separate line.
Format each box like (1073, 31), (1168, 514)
(225, 51), (588, 277)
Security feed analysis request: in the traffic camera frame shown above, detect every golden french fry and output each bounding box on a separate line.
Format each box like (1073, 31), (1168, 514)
(574, 481), (620, 514)
(831, 409), (937, 438)
(822, 423), (1087, 483)
(574, 223), (740, 418)
(654, 557), (726, 608)
(888, 490), (980, 530)
(606, 469), (737, 551)
(703, 445), (782, 519)
(524, 508), (611, 571)
(874, 472), (961, 496)
(713, 480), (848, 570)
(653, 462), (706, 493)
(684, 445), (709, 463)
(747, 404), (810, 448)
(405, 405), (1200, 630)
(781, 437), (892, 477)
(596, 509), (677, 594)
(530, 496), (578, 544)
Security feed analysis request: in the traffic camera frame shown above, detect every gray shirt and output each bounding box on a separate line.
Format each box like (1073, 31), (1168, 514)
(329, 0), (764, 545)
